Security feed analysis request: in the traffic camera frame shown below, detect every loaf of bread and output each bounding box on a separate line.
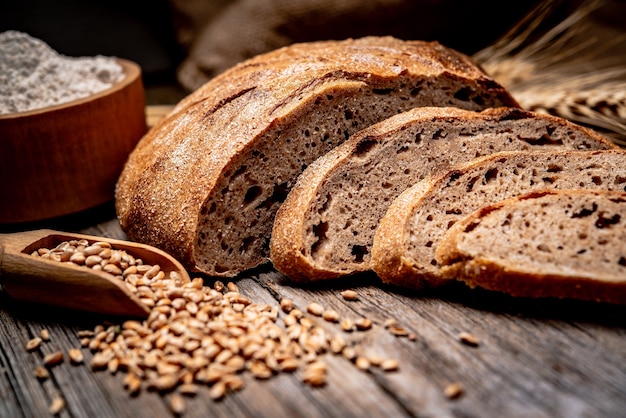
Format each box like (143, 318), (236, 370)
(371, 149), (626, 289)
(435, 189), (626, 304)
(270, 107), (617, 282)
(115, 36), (519, 277)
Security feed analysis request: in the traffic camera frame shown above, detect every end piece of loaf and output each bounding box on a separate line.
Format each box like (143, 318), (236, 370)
(371, 149), (626, 289)
(435, 189), (626, 304)
(115, 36), (518, 277)
(270, 107), (616, 282)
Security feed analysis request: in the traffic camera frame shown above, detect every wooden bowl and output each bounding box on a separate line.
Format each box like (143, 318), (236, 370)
(0, 59), (147, 224)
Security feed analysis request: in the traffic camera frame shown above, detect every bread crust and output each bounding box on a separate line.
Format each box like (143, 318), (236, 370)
(116, 36), (518, 276)
(370, 177), (446, 289)
(436, 189), (626, 304)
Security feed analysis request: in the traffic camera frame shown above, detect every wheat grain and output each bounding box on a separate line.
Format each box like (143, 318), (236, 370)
(43, 351), (64, 367)
(458, 332), (480, 347)
(49, 396), (65, 415)
(26, 337), (42, 352)
(444, 382), (464, 400)
(474, 0), (626, 146)
(31, 241), (404, 411)
(34, 366), (49, 380)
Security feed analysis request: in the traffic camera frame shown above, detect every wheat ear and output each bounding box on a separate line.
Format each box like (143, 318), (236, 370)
(474, 0), (626, 146)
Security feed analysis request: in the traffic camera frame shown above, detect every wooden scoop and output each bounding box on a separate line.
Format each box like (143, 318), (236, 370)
(0, 229), (191, 318)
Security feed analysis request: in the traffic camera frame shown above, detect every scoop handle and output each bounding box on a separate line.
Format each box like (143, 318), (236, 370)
(0, 230), (150, 318)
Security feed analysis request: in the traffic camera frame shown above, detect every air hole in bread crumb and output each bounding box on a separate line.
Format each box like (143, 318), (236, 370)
(355, 139), (377, 157)
(472, 96), (485, 106)
(572, 203), (598, 218)
(463, 222), (480, 233)
(311, 222), (329, 256)
(466, 176), (479, 192)
(592, 176), (602, 185)
(432, 129), (446, 140)
(241, 236), (256, 253)
(537, 244), (550, 253)
(244, 186), (263, 205)
(351, 245), (368, 263)
(547, 164), (563, 173)
(203, 202), (216, 215)
(484, 168), (498, 183)
(447, 171), (461, 186)
(214, 264), (230, 274)
(382, 182), (393, 189)
(595, 212), (621, 229)
(453, 87), (472, 101)
(618, 257), (626, 266)
(410, 86), (422, 96)
(255, 182), (289, 209)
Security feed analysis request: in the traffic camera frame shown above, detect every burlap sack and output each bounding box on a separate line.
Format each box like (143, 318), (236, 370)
(169, 0), (537, 92)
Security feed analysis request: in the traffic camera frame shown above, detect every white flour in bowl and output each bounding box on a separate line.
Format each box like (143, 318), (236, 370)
(0, 31), (126, 115)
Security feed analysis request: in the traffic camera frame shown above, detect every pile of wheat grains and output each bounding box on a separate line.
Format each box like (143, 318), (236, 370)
(28, 240), (407, 415)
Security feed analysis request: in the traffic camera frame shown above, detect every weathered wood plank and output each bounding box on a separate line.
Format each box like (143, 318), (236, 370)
(254, 270), (626, 417)
(1, 214), (625, 418)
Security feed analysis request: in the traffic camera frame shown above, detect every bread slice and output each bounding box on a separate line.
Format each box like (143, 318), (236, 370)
(115, 36), (519, 277)
(435, 189), (626, 304)
(270, 107), (617, 282)
(371, 149), (626, 289)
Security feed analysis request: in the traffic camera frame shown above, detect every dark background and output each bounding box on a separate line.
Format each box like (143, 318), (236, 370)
(0, 0), (539, 95)
(1, 0), (622, 101)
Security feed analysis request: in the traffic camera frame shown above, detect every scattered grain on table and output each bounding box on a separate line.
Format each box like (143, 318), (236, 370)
(458, 332), (480, 347)
(27, 240), (406, 414)
(444, 382), (464, 399)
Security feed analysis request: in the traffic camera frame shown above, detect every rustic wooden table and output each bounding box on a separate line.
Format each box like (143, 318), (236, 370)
(1, 201), (625, 418)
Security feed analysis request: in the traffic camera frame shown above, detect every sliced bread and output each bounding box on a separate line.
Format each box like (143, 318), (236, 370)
(435, 189), (626, 304)
(115, 36), (519, 277)
(371, 149), (626, 289)
(270, 107), (617, 282)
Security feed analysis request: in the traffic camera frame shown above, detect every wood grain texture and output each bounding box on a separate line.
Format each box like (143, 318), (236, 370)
(0, 229), (191, 318)
(1, 212), (625, 418)
(0, 59), (146, 223)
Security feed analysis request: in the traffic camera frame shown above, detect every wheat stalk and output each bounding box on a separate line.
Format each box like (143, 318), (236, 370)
(474, 0), (626, 146)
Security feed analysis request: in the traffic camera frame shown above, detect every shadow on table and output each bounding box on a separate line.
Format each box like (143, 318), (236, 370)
(267, 267), (626, 329)
(0, 283), (133, 329)
(0, 200), (119, 235)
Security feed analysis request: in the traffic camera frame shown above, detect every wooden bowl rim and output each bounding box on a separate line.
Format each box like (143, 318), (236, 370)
(0, 58), (141, 120)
